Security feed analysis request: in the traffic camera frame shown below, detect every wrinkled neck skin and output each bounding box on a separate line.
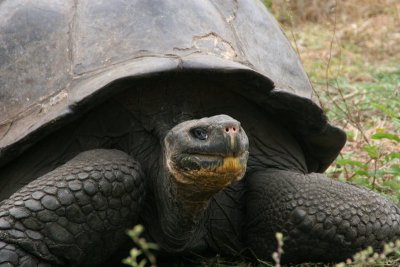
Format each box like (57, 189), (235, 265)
(146, 120), (211, 252)
(152, 161), (210, 252)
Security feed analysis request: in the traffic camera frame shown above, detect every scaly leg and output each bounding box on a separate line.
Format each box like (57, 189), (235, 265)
(0, 149), (145, 266)
(245, 169), (400, 263)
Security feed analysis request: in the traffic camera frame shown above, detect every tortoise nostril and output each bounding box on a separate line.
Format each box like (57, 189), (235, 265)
(225, 127), (238, 134)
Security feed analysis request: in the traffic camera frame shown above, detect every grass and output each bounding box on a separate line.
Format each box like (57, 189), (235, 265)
(280, 1), (400, 203)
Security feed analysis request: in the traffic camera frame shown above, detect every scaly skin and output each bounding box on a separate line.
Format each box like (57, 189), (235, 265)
(245, 169), (400, 263)
(0, 149), (145, 266)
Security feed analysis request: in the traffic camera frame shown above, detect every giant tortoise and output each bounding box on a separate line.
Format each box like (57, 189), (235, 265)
(0, 0), (399, 266)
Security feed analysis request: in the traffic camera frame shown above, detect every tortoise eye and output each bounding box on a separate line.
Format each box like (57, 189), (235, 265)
(191, 128), (208, 140)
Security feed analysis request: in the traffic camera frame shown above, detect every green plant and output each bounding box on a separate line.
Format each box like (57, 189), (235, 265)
(123, 225), (158, 267)
(335, 240), (400, 267)
(337, 130), (399, 174)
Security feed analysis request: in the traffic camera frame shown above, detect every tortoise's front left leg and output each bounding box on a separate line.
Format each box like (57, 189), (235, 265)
(0, 149), (145, 267)
(244, 169), (400, 264)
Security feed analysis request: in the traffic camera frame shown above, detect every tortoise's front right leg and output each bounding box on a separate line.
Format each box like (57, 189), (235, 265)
(245, 169), (400, 264)
(0, 149), (145, 267)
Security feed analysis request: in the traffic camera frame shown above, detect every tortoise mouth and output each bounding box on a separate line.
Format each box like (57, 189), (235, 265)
(176, 153), (246, 172)
(168, 152), (248, 187)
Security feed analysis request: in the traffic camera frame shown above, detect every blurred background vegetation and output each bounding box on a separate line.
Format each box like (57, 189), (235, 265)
(264, 0), (400, 204)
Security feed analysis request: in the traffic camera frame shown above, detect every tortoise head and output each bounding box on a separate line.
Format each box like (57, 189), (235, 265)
(164, 115), (249, 200)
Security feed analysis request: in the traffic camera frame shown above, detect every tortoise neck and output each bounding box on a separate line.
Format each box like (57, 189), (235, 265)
(150, 158), (210, 252)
